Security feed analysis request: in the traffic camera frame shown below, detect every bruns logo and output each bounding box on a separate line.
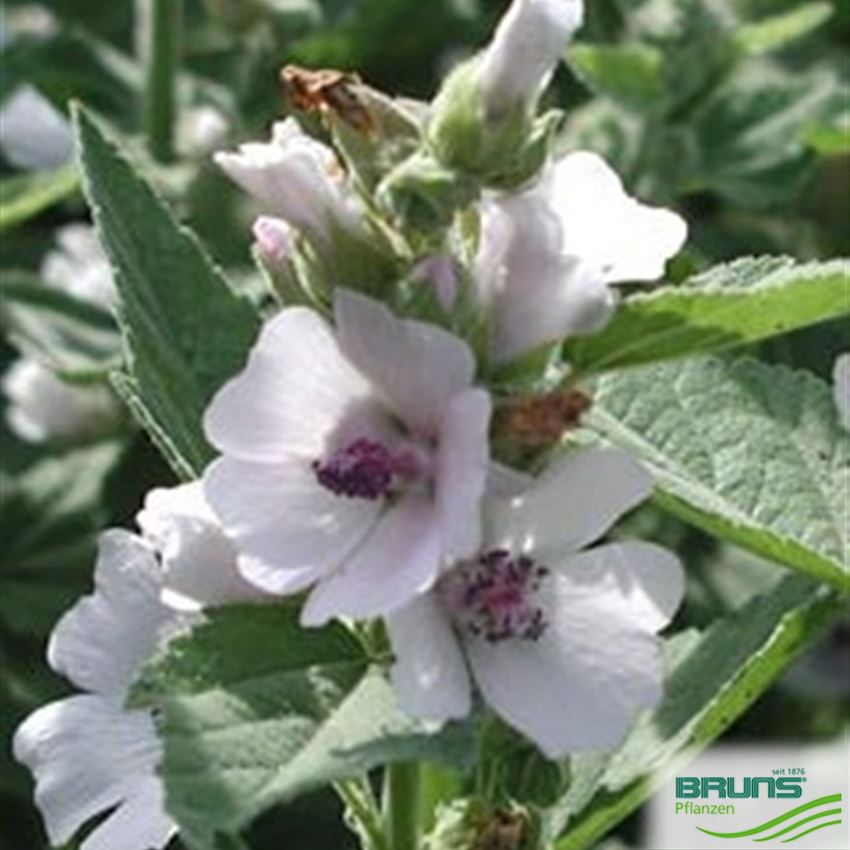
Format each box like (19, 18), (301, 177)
(676, 777), (805, 799)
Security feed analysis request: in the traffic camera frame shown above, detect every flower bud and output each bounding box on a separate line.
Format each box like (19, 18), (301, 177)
(216, 118), (399, 296)
(215, 118), (365, 255)
(377, 150), (478, 234)
(251, 216), (318, 307)
(480, 0), (583, 119)
(427, 0), (582, 188)
(253, 215), (293, 267)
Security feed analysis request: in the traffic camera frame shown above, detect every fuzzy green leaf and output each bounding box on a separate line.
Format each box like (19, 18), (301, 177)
(136, 605), (475, 848)
(566, 44), (665, 113)
(586, 356), (850, 592)
(73, 106), (260, 478)
(567, 257), (849, 375)
(734, 3), (832, 56)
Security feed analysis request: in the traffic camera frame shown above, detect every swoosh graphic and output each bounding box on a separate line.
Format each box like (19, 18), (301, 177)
(696, 794), (842, 838)
(782, 819), (843, 843)
(754, 808), (842, 842)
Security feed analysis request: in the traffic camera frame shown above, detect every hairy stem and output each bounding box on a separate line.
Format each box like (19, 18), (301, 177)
(136, 0), (181, 161)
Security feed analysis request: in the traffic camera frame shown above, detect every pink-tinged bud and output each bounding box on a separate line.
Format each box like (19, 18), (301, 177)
(252, 216), (293, 266)
(413, 254), (458, 311)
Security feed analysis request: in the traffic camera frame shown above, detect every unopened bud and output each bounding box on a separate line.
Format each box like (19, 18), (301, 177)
(427, 0), (582, 188)
(377, 150), (478, 234)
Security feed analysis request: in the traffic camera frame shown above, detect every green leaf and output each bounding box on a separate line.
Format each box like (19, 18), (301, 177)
(1, 271), (121, 379)
(551, 576), (840, 850)
(586, 356), (850, 592)
(136, 605), (474, 848)
(566, 44), (665, 113)
(690, 65), (836, 207)
(73, 106), (260, 479)
(0, 443), (121, 636)
(734, 3), (832, 56)
(0, 164), (79, 232)
(566, 257), (850, 374)
(804, 110), (850, 157)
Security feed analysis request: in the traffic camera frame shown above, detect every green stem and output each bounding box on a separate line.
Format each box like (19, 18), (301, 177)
(335, 778), (389, 850)
(420, 763), (463, 833)
(384, 762), (422, 850)
(136, 0), (181, 161)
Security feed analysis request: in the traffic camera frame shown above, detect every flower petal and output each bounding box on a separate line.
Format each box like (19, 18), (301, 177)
(833, 353), (850, 431)
(559, 542), (684, 632)
(301, 496), (442, 626)
(204, 456), (379, 586)
(386, 594), (472, 724)
(137, 482), (268, 611)
(435, 388), (491, 560)
(203, 307), (377, 462)
(47, 531), (170, 696)
(465, 544), (671, 756)
(335, 289), (475, 434)
(13, 694), (169, 849)
(487, 462), (534, 499)
(550, 151), (687, 283)
(81, 777), (174, 850)
(477, 193), (616, 361)
(486, 447), (652, 557)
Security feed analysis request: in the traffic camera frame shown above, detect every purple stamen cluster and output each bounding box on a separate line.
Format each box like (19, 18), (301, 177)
(454, 549), (550, 643)
(313, 438), (400, 500)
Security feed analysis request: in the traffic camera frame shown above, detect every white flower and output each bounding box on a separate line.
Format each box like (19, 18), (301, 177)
(386, 447), (684, 758)
(479, 0), (584, 119)
(14, 484), (268, 849)
(214, 118), (366, 255)
(41, 224), (116, 309)
(137, 480), (268, 612)
(13, 532), (181, 850)
(203, 289), (491, 626)
(3, 359), (116, 443)
(833, 354), (850, 431)
(476, 151), (688, 362)
(0, 85), (73, 171)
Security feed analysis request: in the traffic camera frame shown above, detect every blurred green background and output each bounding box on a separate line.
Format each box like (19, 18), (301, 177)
(0, 0), (847, 848)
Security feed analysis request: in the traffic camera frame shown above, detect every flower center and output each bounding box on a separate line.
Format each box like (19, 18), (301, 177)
(443, 549), (550, 643)
(312, 438), (421, 500)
